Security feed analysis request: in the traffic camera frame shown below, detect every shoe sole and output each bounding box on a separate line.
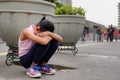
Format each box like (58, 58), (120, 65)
(26, 72), (41, 78)
(40, 69), (56, 75)
(40, 71), (55, 75)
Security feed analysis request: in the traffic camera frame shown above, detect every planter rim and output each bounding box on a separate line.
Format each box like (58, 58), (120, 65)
(0, 10), (54, 16)
(0, 0), (56, 8)
(54, 15), (85, 18)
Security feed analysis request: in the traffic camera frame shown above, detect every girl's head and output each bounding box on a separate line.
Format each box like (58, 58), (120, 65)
(36, 17), (55, 32)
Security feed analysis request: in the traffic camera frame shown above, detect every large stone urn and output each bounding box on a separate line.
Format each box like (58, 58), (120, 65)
(0, 0), (55, 47)
(54, 15), (85, 45)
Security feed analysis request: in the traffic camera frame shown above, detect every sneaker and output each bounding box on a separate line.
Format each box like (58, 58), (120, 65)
(38, 64), (56, 75)
(26, 66), (41, 78)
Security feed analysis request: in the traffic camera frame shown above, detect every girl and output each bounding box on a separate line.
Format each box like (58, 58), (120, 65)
(18, 17), (63, 78)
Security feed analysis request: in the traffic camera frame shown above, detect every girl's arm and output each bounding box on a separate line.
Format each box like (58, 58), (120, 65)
(39, 31), (63, 42)
(49, 32), (63, 42)
(21, 28), (53, 45)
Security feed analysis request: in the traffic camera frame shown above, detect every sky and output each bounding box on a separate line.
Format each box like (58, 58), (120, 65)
(72, 0), (119, 27)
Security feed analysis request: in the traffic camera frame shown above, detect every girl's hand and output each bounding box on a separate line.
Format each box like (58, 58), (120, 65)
(36, 33), (44, 37)
(41, 31), (51, 36)
(37, 31), (52, 37)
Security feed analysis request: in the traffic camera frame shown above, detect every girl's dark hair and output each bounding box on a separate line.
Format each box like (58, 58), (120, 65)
(36, 17), (54, 32)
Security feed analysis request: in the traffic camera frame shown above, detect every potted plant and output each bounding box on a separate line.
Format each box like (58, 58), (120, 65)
(0, 0), (56, 47)
(53, 3), (86, 45)
(54, 4), (86, 16)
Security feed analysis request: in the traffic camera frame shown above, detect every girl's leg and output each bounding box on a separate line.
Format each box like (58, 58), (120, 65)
(20, 43), (50, 69)
(38, 39), (58, 64)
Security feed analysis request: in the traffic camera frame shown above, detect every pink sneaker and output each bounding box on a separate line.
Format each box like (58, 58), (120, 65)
(39, 64), (56, 75)
(26, 67), (41, 78)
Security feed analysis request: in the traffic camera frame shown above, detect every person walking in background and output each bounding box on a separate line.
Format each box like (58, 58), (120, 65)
(106, 26), (110, 42)
(107, 25), (114, 42)
(114, 28), (119, 42)
(85, 27), (90, 40)
(109, 25), (115, 42)
(96, 26), (102, 42)
(82, 26), (86, 42)
(119, 30), (120, 40)
(18, 17), (63, 78)
(100, 26), (105, 42)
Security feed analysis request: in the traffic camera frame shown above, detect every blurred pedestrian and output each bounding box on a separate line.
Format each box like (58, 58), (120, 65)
(85, 27), (90, 40)
(114, 28), (119, 42)
(118, 29), (120, 40)
(107, 25), (114, 42)
(100, 26), (105, 42)
(82, 26), (86, 42)
(96, 26), (102, 42)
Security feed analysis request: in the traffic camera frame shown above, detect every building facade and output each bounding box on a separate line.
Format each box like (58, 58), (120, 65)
(118, 3), (120, 28)
(58, 0), (72, 4)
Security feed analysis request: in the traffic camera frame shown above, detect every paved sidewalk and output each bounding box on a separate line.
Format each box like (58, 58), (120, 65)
(0, 40), (120, 80)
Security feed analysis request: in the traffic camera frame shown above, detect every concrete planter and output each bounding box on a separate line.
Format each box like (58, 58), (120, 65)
(54, 15), (85, 44)
(0, 0), (55, 47)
